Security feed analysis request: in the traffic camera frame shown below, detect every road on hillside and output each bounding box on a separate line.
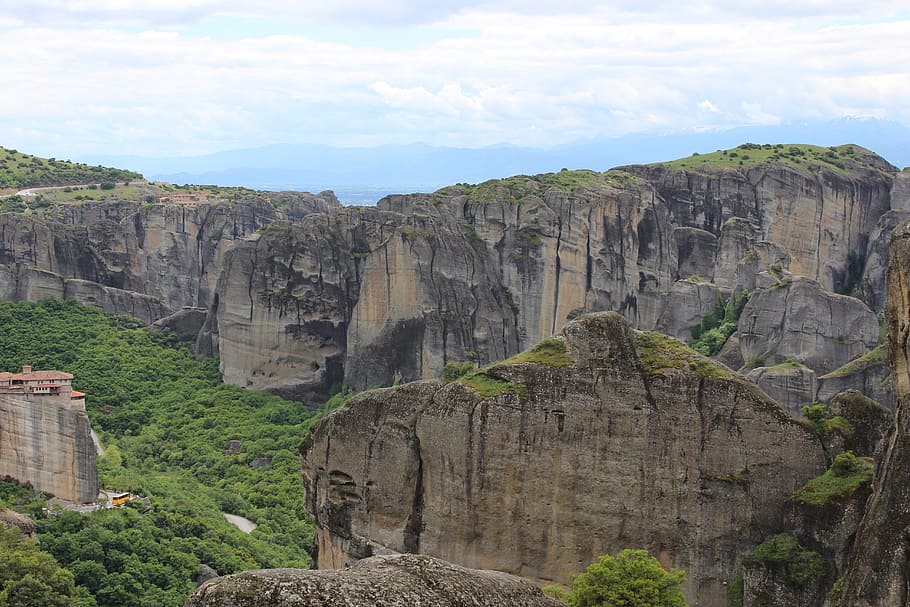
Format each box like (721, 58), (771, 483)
(16, 183), (100, 196)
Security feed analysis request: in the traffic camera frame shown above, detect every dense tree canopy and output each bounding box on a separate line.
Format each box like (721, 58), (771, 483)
(567, 550), (688, 607)
(0, 299), (354, 606)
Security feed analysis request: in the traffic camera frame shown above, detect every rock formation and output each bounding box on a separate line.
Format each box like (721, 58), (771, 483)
(838, 218), (910, 606)
(300, 312), (826, 606)
(183, 554), (562, 607)
(0, 391), (97, 503)
(0, 149), (902, 410)
(204, 149), (899, 402)
(737, 277), (879, 374)
(0, 194), (338, 322)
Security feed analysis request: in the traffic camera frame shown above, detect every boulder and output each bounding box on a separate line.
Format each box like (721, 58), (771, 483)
(183, 554), (563, 607)
(746, 363), (816, 416)
(655, 279), (720, 340)
(738, 277), (879, 375)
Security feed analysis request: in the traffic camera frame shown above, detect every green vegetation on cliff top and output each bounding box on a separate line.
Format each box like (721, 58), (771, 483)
(435, 168), (636, 204)
(654, 143), (883, 175)
(635, 331), (733, 378)
(504, 338), (574, 367)
(791, 451), (873, 506)
(0, 147), (141, 190)
(820, 344), (888, 379)
(0, 298), (332, 607)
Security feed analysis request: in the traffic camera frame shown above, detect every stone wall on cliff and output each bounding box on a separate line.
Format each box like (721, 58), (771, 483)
(0, 392), (97, 503)
(300, 312), (826, 607)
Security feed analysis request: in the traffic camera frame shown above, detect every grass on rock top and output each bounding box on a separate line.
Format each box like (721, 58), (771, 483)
(653, 143), (878, 175)
(435, 169), (636, 204)
(0, 146), (141, 190)
(635, 331), (732, 378)
(791, 451), (873, 506)
(820, 344), (888, 379)
(504, 338), (574, 367)
(449, 338), (573, 398)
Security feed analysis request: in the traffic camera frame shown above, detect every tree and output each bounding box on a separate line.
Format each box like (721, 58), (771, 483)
(567, 549), (688, 607)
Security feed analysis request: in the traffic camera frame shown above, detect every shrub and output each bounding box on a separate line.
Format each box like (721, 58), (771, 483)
(744, 534), (825, 586)
(441, 361), (474, 382)
(567, 549), (688, 607)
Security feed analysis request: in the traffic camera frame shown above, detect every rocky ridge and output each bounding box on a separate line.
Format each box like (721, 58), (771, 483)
(300, 312), (826, 607)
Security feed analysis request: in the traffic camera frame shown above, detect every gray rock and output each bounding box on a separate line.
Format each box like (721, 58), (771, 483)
(715, 332), (745, 371)
(738, 277), (879, 375)
(828, 390), (892, 458)
(747, 363), (816, 416)
(0, 392), (98, 503)
(152, 308), (208, 340)
(183, 554), (563, 607)
(859, 209), (910, 312)
(733, 242), (791, 294)
(196, 564), (219, 586)
(301, 312), (825, 607)
(654, 279), (720, 340)
(816, 346), (894, 408)
(839, 219), (910, 605)
(0, 509), (36, 538)
(675, 226), (717, 281)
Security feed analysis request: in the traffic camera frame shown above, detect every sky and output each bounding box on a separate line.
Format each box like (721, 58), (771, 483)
(1, 1), (908, 159)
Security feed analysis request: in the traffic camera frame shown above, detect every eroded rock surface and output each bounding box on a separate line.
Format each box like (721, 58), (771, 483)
(0, 392), (97, 503)
(0, 194), (337, 322)
(737, 277), (879, 375)
(839, 219), (910, 606)
(301, 312), (825, 606)
(182, 554), (563, 607)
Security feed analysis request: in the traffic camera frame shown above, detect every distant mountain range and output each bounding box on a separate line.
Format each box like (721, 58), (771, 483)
(85, 118), (910, 205)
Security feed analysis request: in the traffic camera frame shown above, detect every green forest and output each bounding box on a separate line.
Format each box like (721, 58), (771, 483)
(0, 148), (141, 190)
(0, 299), (352, 607)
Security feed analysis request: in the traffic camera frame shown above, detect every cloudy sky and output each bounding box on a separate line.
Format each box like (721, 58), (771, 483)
(1, 1), (908, 158)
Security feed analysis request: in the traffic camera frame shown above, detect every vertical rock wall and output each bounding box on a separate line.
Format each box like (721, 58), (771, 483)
(0, 393), (97, 503)
(301, 313), (826, 607)
(838, 219), (910, 606)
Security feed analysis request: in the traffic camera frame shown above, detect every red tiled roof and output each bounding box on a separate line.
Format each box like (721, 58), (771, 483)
(8, 370), (73, 381)
(71, 390), (86, 398)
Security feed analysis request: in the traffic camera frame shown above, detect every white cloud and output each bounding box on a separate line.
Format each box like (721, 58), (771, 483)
(0, 2), (907, 156)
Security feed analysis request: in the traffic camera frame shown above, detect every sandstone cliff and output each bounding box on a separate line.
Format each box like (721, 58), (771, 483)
(183, 554), (563, 607)
(206, 173), (678, 400)
(0, 193), (338, 322)
(838, 218), (910, 606)
(205, 150), (899, 402)
(300, 312), (826, 607)
(0, 392), (97, 503)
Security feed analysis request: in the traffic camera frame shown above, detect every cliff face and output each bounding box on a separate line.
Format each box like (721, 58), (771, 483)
(300, 313), (826, 606)
(622, 150), (894, 293)
(206, 153), (898, 401)
(207, 175), (677, 399)
(0, 392), (97, 503)
(0, 193), (338, 322)
(838, 219), (910, 606)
